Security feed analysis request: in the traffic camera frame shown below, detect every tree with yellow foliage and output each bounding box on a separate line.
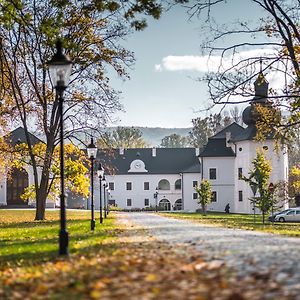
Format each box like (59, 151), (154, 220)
(195, 179), (212, 216)
(243, 150), (274, 224)
(16, 142), (89, 205)
(288, 166), (300, 206)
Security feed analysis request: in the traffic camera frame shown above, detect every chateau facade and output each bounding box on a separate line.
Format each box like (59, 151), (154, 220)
(0, 72), (289, 213)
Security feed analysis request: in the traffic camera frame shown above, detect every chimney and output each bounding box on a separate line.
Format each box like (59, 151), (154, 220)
(226, 132), (231, 148)
(195, 148), (200, 156)
(119, 148), (124, 155)
(152, 147), (156, 157)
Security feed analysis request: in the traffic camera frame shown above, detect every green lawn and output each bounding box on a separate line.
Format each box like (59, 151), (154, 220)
(0, 209), (116, 268)
(160, 211), (300, 237)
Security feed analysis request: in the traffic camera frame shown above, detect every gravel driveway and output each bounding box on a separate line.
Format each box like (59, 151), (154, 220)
(119, 212), (300, 298)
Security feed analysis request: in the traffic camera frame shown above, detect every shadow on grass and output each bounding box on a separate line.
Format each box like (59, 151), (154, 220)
(0, 218), (93, 229)
(0, 218), (120, 268)
(0, 240), (119, 268)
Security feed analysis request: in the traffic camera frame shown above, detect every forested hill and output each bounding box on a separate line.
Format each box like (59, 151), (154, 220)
(109, 126), (191, 147)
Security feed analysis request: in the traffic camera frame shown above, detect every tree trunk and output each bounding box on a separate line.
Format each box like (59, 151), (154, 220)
(34, 144), (54, 220)
(262, 212), (265, 225)
(35, 188), (46, 220)
(201, 203), (206, 216)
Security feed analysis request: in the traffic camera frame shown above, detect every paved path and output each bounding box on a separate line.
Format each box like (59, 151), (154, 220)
(118, 212), (300, 297)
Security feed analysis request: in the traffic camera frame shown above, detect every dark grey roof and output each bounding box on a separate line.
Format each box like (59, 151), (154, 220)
(232, 124), (257, 142)
(182, 163), (201, 173)
(5, 127), (43, 146)
(210, 122), (245, 140)
(200, 123), (243, 157)
(97, 148), (200, 175)
(199, 138), (235, 157)
(232, 124), (273, 142)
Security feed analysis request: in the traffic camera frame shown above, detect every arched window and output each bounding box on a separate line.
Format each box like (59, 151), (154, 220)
(174, 199), (182, 211)
(175, 179), (181, 190)
(159, 199), (171, 211)
(7, 168), (29, 206)
(158, 179), (170, 190)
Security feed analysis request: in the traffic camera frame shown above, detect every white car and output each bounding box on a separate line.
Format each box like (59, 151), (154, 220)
(274, 209), (300, 222)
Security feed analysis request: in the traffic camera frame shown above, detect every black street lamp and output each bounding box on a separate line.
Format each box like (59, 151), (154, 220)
(154, 188), (158, 212)
(97, 163), (104, 223)
(102, 176), (107, 219)
(107, 188), (110, 215)
(87, 137), (97, 231)
(103, 182), (108, 218)
(48, 39), (72, 256)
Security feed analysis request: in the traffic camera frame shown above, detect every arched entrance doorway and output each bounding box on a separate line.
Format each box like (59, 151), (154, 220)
(7, 168), (29, 206)
(159, 199), (171, 211)
(174, 199), (182, 211)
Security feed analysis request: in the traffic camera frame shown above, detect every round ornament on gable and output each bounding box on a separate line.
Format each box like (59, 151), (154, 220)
(135, 162), (141, 169)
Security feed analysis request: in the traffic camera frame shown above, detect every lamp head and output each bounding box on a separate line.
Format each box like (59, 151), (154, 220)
(87, 137), (97, 159)
(97, 162), (104, 178)
(48, 39), (72, 89)
(102, 175), (106, 185)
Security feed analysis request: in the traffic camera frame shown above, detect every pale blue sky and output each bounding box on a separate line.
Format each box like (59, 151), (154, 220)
(111, 1), (267, 128)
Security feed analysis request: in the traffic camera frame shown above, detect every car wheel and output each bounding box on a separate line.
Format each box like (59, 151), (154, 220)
(279, 217), (285, 222)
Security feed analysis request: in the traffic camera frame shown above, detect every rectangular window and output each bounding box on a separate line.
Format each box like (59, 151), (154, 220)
(238, 168), (243, 180)
(238, 190), (243, 202)
(211, 191), (217, 202)
(193, 192), (198, 200)
(109, 182), (114, 191)
(126, 182), (132, 190)
(193, 181), (198, 187)
(144, 198), (149, 206)
(209, 168), (217, 180)
(127, 199), (132, 206)
(144, 182), (149, 190)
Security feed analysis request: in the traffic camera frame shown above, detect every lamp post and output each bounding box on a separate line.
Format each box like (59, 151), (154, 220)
(97, 163), (104, 223)
(48, 39), (72, 256)
(87, 137), (97, 231)
(103, 180), (107, 219)
(107, 188), (111, 215)
(154, 187), (158, 212)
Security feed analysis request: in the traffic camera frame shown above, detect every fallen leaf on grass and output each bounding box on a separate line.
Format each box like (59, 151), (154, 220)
(145, 273), (158, 282)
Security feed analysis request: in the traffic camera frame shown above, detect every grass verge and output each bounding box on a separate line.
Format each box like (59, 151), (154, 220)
(159, 211), (300, 237)
(0, 209), (116, 268)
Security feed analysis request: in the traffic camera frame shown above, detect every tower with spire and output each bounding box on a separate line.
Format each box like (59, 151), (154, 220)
(199, 71), (288, 214)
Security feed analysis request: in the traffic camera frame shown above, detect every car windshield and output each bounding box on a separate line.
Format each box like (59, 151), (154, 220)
(278, 209), (291, 214)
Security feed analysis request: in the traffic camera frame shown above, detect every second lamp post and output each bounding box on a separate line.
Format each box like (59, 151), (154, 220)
(87, 138), (97, 231)
(103, 182), (108, 219)
(97, 163), (104, 223)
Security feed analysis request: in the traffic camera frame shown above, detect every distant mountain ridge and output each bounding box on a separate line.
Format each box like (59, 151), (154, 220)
(29, 126), (192, 148)
(107, 126), (192, 147)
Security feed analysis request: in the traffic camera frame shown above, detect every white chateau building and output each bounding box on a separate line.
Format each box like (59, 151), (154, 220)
(94, 72), (288, 213)
(94, 147), (201, 212)
(0, 72), (289, 213)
